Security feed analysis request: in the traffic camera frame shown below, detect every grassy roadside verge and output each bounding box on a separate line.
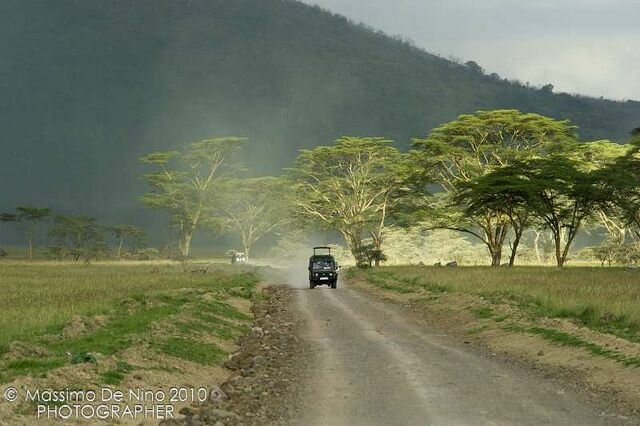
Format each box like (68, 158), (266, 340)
(354, 266), (640, 344)
(348, 265), (640, 413)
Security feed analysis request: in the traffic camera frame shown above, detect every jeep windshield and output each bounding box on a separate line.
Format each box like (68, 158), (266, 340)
(312, 260), (334, 270)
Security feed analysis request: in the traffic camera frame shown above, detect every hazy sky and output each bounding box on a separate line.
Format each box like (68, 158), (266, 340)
(302, 0), (640, 101)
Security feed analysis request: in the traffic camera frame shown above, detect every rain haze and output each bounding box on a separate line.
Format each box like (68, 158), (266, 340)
(1, 1), (640, 425)
(302, 0), (640, 100)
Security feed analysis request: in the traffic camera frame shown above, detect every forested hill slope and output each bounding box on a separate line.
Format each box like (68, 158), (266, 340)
(1, 0), (638, 225)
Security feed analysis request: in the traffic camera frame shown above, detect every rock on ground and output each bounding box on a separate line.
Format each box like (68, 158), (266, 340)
(161, 285), (307, 426)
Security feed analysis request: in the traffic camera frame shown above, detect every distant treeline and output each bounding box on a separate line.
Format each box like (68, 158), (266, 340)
(0, 208), (149, 262)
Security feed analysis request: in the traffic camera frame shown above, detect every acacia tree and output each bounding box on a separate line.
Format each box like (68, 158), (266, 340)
(477, 148), (609, 267)
(140, 137), (245, 257)
(569, 140), (632, 245)
(411, 109), (577, 266)
(625, 131), (640, 237)
(289, 137), (404, 263)
(0, 213), (16, 222)
(603, 130), (640, 239)
(455, 169), (530, 266)
(206, 177), (290, 260)
(16, 206), (52, 260)
(525, 157), (608, 267)
(459, 139), (629, 266)
(48, 215), (107, 263)
(109, 225), (147, 259)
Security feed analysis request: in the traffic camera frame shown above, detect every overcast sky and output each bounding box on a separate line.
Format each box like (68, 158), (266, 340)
(302, 0), (640, 101)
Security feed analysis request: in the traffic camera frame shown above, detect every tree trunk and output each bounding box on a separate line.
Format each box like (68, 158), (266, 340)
(487, 233), (504, 267)
(559, 229), (577, 269)
(177, 220), (185, 256)
(554, 234), (564, 268)
(371, 233), (382, 250)
(243, 242), (251, 261)
(343, 229), (363, 265)
(533, 230), (542, 264)
(28, 237), (33, 260)
(483, 220), (508, 267)
(551, 224), (578, 268)
(508, 228), (523, 267)
(242, 226), (257, 261)
(370, 231), (383, 268)
(486, 235), (503, 266)
(349, 238), (362, 262)
(491, 249), (502, 267)
(182, 232), (193, 257)
(117, 238), (124, 259)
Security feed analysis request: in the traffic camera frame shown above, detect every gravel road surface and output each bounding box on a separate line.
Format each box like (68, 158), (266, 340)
(289, 280), (630, 426)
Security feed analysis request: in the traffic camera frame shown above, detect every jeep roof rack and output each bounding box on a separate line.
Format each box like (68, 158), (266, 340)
(313, 246), (332, 256)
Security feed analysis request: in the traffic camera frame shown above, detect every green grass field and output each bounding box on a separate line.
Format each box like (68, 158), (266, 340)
(0, 262), (251, 345)
(359, 266), (640, 342)
(0, 261), (259, 383)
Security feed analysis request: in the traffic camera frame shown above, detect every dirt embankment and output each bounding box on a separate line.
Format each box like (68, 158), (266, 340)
(163, 285), (307, 426)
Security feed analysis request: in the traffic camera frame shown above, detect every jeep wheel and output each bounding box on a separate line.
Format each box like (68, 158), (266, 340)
(330, 280), (337, 289)
(309, 281), (316, 289)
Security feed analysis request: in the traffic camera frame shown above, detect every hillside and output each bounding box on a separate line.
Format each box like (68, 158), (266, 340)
(1, 0), (639, 228)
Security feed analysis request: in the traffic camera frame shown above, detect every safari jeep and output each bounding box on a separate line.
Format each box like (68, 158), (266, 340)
(308, 246), (339, 289)
(230, 252), (247, 264)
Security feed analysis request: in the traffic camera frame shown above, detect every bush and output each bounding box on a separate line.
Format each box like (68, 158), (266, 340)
(585, 241), (640, 266)
(353, 244), (387, 268)
(46, 246), (66, 261)
(160, 245), (186, 261)
(70, 352), (97, 364)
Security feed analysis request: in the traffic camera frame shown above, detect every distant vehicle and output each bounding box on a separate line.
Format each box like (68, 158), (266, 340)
(231, 252), (247, 264)
(308, 246), (339, 289)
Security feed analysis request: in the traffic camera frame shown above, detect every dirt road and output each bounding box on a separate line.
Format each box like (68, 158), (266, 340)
(288, 279), (631, 426)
